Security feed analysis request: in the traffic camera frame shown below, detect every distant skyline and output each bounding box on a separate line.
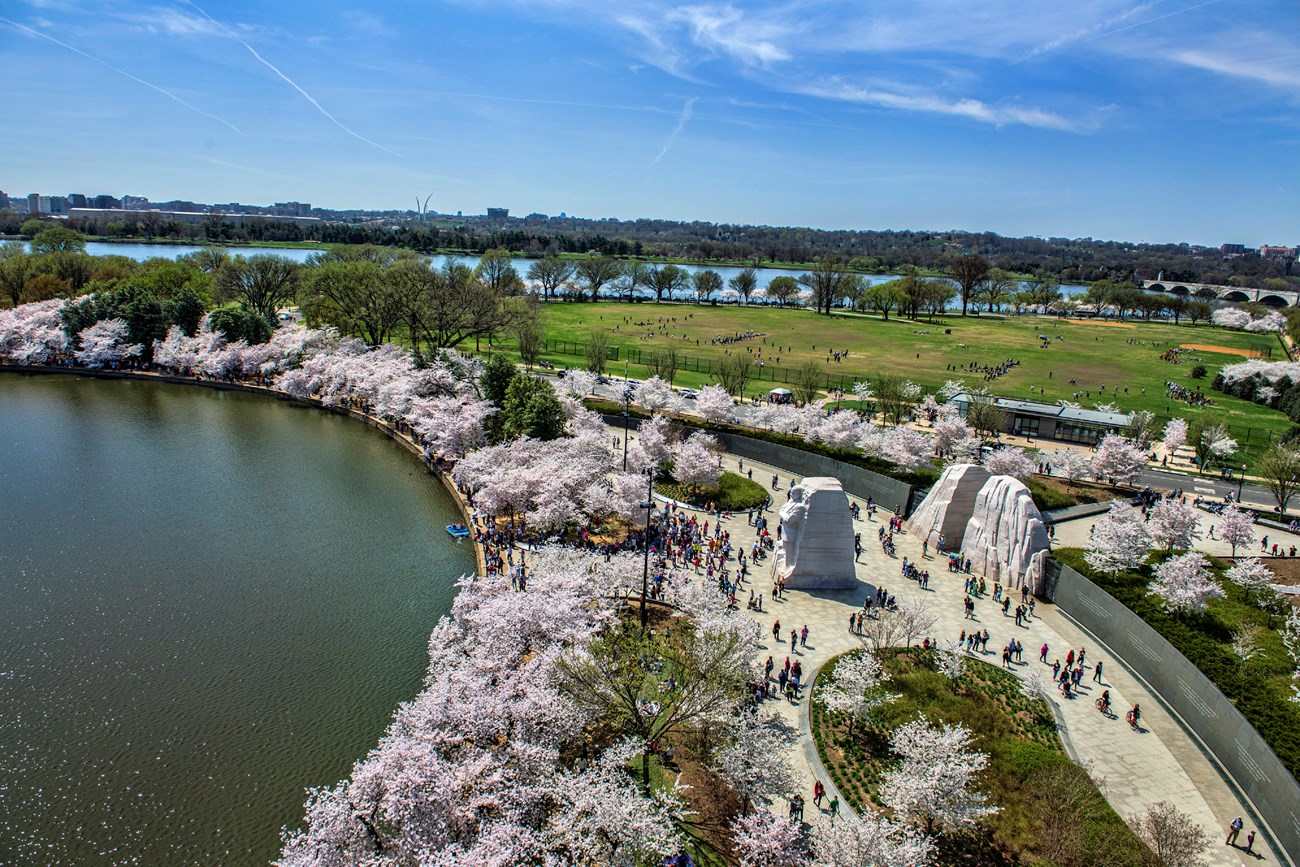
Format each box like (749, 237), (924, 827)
(3, 1), (1299, 246)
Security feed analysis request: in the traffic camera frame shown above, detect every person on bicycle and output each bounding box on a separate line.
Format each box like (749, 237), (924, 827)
(1097, 690), (1110, 713)
(1128, 703), (1141, 726)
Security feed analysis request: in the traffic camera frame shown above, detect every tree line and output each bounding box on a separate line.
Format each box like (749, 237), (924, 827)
(7, 205), (1297, 290)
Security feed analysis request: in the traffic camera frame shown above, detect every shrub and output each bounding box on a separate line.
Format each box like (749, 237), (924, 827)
(1191, 364), (1207, 379)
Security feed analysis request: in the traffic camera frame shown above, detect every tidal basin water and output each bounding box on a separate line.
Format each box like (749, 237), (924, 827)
(0, 373), (475, 865)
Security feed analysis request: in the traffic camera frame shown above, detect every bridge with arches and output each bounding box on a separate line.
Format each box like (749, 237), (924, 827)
(1141, 279), (1300, 308)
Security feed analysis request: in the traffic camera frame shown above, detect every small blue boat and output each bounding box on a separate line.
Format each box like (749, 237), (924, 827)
(445, 523), (471, 539)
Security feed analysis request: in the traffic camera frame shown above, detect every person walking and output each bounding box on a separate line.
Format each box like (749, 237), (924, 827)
(772, 620), (781, 642)
(828, 796), (839, 821)
(1039, 642), (1049, 663)
(1226, 817), (1243, 846)
(800, 625), (809, 647)
(790, 629), (798, 652)
(1245, 831), (1255, 854)
(813, 780), (825, 808)
(1093, 660), (1104, 683)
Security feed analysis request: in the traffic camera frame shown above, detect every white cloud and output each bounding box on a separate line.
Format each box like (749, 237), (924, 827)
(1167, 44), (1300, 92)
(796, 79), (1082, 131)
(666, 4), (793, 68)
(650, 95), (698, 165)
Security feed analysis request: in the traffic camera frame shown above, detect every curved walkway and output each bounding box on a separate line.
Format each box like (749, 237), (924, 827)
(617, 423), (1281, 866)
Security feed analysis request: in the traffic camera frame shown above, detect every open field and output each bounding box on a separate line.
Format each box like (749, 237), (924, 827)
(501, 301), (1295, 460)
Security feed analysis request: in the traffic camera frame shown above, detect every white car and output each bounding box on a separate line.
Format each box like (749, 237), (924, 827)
(677, 388), (699, 399)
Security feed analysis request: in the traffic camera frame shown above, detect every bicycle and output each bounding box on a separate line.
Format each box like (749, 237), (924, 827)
(1095, 697), (1111, 715)
(1126, 708), (1141, 728)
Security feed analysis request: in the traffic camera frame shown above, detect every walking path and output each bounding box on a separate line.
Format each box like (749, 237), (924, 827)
(616, 424), (1281, 866)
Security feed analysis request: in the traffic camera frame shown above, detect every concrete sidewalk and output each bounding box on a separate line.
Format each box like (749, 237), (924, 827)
(618, 424), (1281, 866)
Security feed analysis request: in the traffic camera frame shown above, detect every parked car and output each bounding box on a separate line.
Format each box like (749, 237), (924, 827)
(677, 388), (699, 399)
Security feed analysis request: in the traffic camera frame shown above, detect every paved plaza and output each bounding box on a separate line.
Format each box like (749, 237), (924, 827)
(618, 425), (1281, 866)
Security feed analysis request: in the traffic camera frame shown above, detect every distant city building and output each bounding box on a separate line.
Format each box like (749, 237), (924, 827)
(121, 195), (150, 210)
(91, 194), (122, 209)
(272, 201), (311, 216)
(0, 190), (9, 210)
(486, 207), (509, 219)
(68, 207), (319, 227)
(1221, 243), (1246, 255)
(48, 196), (69, 214)
(157, 200), (204, 212)
(27, 193), (40, 214)
(68, 193), (87, 208)
(1259, 245), (1297, 260)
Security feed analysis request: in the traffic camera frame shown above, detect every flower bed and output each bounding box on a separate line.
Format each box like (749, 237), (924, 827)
(811, 647), (1145, 865)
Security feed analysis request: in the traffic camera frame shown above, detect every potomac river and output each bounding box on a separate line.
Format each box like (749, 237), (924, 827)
(0, 373), (475, 865)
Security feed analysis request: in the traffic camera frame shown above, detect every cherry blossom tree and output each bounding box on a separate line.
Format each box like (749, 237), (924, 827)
(1127, 801), (1210, 867)
(1225, 558), (1273, 602)
(1199, 424), (1238, 472)
(1043, 448), (1091, 488)
(0, 298), (68, 364)
(1085, 501), (1151, 575)
(1020, 668), (1049, 703)
(851, 380), (873, 405)
(712, 709), (799, 812)
(1091, 434), (1146, 487)
(861, 423), (934, 471)
(560, 368), (597, 397)
(634, 375), (681, 412)
(625, 412), (674, 474)
(1148, 551), (1224, 616)
(672, 431), (722, 492)
(1283, 609), (1300, 704)
(1162, 418), (1188, 463)
(695, 384), (736, 423)
(810, 813), (936, 867)
(937, 379), (966, 401)
(75, 318), (141, 368)
(1212, 307), (1253, 330)
(932, 413), (973, 457)
(879, 718), (996, 835)
(731, 812), (808, 867)
(810, 409), (864, 449)
(816, 650), (895, 734)
(1147, 498), (1201, 551)
(983, 446), (1035, 480)
(1217, 503), (1256, 558)
(936, 639), (966, 689)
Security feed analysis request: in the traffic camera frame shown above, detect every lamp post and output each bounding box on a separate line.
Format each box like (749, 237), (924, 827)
(1238, 462), (1247, 503)
(640, 469), (655, 629)
(621, 388), (632, 471)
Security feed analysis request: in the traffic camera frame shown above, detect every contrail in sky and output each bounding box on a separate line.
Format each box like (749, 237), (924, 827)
(183, 1), (400, 157)
(651, 97), (698, 166)
(0, 15), (240, 132)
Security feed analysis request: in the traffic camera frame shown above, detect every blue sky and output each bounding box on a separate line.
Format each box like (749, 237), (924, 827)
(3, 0), (1299, 245)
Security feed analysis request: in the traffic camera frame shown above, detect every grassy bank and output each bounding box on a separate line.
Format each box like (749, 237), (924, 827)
(499, 301), (1293, 462)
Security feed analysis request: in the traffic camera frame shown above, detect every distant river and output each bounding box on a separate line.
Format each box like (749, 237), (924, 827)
(67, 241), (1087, 304)
(0, 373), (475, 866)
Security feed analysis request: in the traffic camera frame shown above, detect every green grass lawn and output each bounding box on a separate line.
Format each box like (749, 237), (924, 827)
(811, 647), (1148, 866)
(499, 301), (1294, 461)
(656, 470), (771, 511)
(1054, 548), (1300, 780)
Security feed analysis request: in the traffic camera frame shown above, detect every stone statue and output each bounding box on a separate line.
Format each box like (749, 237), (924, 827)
(771, 477), (857, 590)
(776, 485), (810, 572)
